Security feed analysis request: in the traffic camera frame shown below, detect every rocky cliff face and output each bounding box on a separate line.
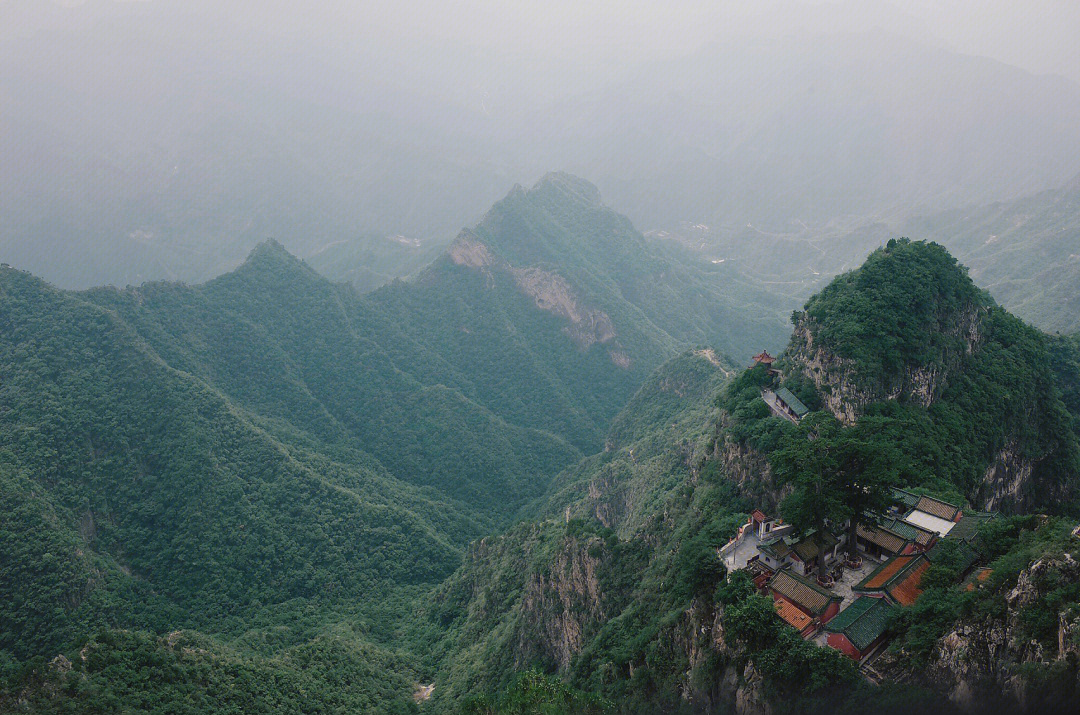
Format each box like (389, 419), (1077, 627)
(715, 421), (786, 510)
(783, 301), (1074, 513)
(518, 537), (606, 670)
(646, 597), (774, 715)
(901, 551), (1080, 713)
(979, 444), (1039, 512)
(510, 265), (618, 354)
(434, 523), (619, 694)
(785, 303), (984, 425)
(446, 229), (629, 367)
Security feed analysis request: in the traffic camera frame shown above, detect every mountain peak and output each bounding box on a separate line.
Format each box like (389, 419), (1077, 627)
(245, 238), (294, 262)
(783, 238), (993, 424)
(210, 239), (324, 292)
(528, 172), (603, 208)
(795, 238), (984, 376)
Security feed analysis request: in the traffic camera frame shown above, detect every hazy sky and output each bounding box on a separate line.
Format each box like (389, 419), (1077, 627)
(4, 0), (1079, 288)
(34, 1), (1080, 84)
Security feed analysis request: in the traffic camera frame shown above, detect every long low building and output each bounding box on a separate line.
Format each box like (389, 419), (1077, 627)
(855, 517), (938, 560)
(891, 489), (963, 536)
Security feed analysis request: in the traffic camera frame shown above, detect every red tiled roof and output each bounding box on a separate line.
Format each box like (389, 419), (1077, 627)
(965, 568), (993, 592)
(860, 555), (916, 590)
(775, 596), (813, 631)
(752, 351), (776, 364)
(889, 559), (929, 606)
(752, 509), (768, 522)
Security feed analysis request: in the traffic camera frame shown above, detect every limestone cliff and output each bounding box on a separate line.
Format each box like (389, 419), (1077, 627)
(518, 536), (607, 670)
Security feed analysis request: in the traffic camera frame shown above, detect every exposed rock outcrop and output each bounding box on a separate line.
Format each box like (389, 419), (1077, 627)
(979, 444), (1038, 511)
(519, 537), (605, 669)
(784, 321), (874, 425)
(510, 266), (617, 351)
(447, 231), (495, 268)
(735, 662), (773, 715)
(715, 425), (785, 510)
(785, 304), (984, 425)
(916, 552), (1080, 713)
(446, 230), (624, 361)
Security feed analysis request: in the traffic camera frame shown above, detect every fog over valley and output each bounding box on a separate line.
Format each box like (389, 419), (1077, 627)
(3, 0), (1079, 304)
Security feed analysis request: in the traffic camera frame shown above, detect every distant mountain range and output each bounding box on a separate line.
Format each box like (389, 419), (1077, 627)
(656, 172), (1080, 335)
(903, 173), (1080, 333)
(3, 2), (1079, 289)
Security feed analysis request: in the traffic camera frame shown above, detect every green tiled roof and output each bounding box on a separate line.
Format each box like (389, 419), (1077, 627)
(825, 597), (895, 651)
(774, 387), (810, 417)
(769, 568), (841, 616)
(758, 540), (790, 561)
(927, 539), (980, 575)
(760, 529), (838, 563)
(946, 512), (999, 544)
(883, 519), (919, 540)
(893, 489), (921, 509)
(790, 529), (838, 561)
(885, 517), (936, 546)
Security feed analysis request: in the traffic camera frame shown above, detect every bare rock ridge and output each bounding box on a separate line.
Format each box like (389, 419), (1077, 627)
(446, 230), (494, 269)
(510, 266), (616, 350)
(446, 229), (625, 364)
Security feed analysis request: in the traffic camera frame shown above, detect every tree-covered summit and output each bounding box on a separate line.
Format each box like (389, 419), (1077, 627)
(799, 238), (989, 384)
(732, 239), (1080, 515)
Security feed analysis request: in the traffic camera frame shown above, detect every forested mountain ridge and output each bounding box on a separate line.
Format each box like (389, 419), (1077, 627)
(415, 240), (1080, 714)
(0, 175), (783, 712)
(3, 186), (1079, 712)
(369, 173), (787, 448)
(0, 262), (482, 654)
(784, 239), (1079, 511)
(667, 172), (1080, 339)
(0, 240), (603, 712)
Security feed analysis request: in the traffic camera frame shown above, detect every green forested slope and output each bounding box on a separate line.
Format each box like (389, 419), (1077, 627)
(1, 175), (780, 712)
(0, 249), (591, 712)
(371, 173), (789, 449)
(420, 350), (740, 709)
(418, 241), (1080, 714)
(902, 174), (1080, 333)
(0, 266), (480, 660)
(8, 177), (1079, 713)
(84, 242), (580, 515)
(792, 239), (1079, 510)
